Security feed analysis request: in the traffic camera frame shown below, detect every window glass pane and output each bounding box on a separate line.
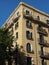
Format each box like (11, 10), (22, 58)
(38, 25), (42, 30)
(27, 43), (31, 52)
(28, 33), (31, 38)
(15, 22), (18, 29)
(44, 61), (47, 65)
(31, 33), (32, 39)
(16, 32), (18, 38)
(26, 31), (32, 39)
(26, 20), (30, 26)
(41, 59), (44, 65)
(39, 35), (44, 43)
(17, 12), (19, 16)
(26, 10), (29, 15)
(41, 47), (44, 55)
(26, 20), (32, 28)
(41, 59), (47, 65)
(26, 31), (30, 38)
(47, 20), (49, 24)
(37, 16), (40, 21)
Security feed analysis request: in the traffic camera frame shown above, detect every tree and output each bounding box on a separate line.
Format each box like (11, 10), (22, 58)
(0, 28), (14, 65)
(0, 28), (26, 65)
(13, 44), (27, 65)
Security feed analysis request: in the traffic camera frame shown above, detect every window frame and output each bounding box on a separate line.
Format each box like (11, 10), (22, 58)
(26, 31), (33, 39)
(15, 22), (18, 29)
(26, 43), (32, 53)
(16, 32), (18, 39)
(26, 10), (30, 15)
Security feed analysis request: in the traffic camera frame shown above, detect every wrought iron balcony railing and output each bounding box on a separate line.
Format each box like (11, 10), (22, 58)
(38, 39), (49, 47)
(13, 15), (20, 23)
(6, 22), (14, 29)
(5, 15), (20, 29)
(23, 14), (49, 28)
(39, 51), (49, 60)
(26, 24), (33, 29)
(23, 13), (33, 20)
(37, 27), (48, 36)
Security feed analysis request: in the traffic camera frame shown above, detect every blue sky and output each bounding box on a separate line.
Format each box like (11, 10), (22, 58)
(0, 0), (49, 27)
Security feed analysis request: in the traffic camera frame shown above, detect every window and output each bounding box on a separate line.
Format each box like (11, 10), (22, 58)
(44, 61), (47, 65)
(38, 25), (42, 31)
(26, 10), (29, 15)
(42, 59), (44, 65)
(37, 16), (40, 21)
(27, 57), (34, 65)
(39, 34), (44, 44)
(15, 22), (18, 29)
(41, 59), (47, 65)
(14, 43), (18, 53)
(39, 25), (42, 28)
(47, 19), (49, 24)
(26, 31), (32, 39)
(30, 33), (32, 39)
(17, 12), (19, 16)
(27, 57), (31, 65)
(26, 20), (32, 28)
(27, 43), (31, 52)
(9, 27), (13, 34)
(26, 31), (30, 38)
(16, 32), (18, 39)
(26, 43), (33, 53)
(41, 47), (44, 55)
(47, 20), (49, 31)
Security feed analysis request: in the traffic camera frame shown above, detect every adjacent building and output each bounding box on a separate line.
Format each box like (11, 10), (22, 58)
(3, 2), (49, 65)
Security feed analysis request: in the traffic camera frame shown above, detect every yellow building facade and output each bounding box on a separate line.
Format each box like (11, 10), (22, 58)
(3, 2), (49, 65)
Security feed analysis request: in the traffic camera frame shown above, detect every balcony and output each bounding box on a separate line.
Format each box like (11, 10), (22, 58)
(5, 21), (14, 29)
(33, 18), (49, 28)
(37, 27), (48, 36)
(40, 52), (49, 60)
(13, 15), (20, 23)
(23, 13), (49, 28)
(23, 13), (33, 20)
(9, 29), (13, 35)
(6, 15), (20, 29)
(39, 39), (49, 47)
(26, 24), (33, 29)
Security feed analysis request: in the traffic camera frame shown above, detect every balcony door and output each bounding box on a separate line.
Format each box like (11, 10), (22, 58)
(39, 34), (44, 44)
(27, 57), (31, 65)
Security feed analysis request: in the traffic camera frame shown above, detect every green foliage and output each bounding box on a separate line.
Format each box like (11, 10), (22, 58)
(0, 28), (26, 65)
(0, 28), (14, 65)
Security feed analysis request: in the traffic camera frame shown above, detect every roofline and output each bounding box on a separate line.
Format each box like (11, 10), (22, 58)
(20, 2), (49, 17)
(2, 2), (49, 27)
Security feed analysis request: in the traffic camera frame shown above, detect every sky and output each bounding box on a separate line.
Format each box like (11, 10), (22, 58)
(0, 0), (49, 27)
